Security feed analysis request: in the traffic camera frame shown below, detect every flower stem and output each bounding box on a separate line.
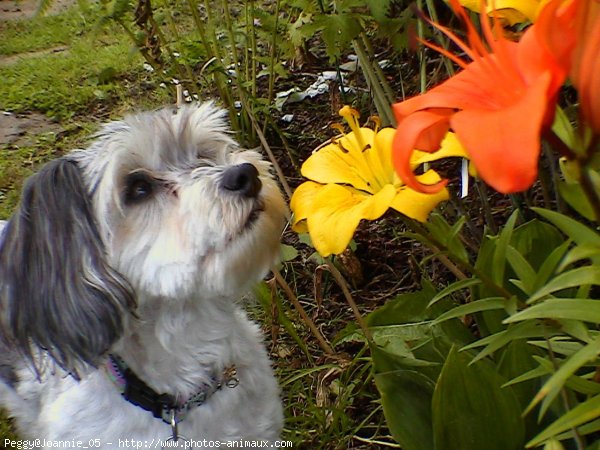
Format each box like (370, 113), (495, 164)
(273, 269), (334, 355)
(323, 259), (373, 344)
(403, 217), (514, 300)
(352, 36), (396, 127)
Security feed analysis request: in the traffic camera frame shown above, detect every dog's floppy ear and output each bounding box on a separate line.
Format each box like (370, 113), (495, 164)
(0, 158), (136, 377)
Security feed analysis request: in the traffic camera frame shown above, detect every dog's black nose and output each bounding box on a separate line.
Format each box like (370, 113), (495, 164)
(221, 163), (262, 198)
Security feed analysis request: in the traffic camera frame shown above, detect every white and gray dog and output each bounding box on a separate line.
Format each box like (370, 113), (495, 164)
(0, 103), (286, 449)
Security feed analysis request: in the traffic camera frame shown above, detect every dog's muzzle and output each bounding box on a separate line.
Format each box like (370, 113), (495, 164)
(220, 163), (262, 198)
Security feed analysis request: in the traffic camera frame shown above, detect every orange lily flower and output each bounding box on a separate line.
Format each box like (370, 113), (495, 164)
(392, 0), (578, 194)
(569, 0), (600, 135)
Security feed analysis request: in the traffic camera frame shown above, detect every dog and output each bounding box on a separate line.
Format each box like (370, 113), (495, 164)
(0, 102), (286, 449)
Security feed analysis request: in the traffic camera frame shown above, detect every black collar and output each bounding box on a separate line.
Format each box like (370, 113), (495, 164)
(105, 354), (239, 423)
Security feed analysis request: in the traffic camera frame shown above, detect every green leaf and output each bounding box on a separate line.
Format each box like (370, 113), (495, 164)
(369, 322), (434, 358)
(506, 299), (600, 324)
(554, 418), (600, 441)
(532, 240), (572, 292)
(492, 211), (519, 284)
(365, 0), (394, 22)
(527, 394), (600, 447)
(462, 321), (548, 363)
(527, 338), (600, 413)
(428, 278), (481, 307)
(367, 282), (437, 326)
(559, 181), (596, 220)
(543, 439), (565, 450)
(374, 368), (435, 450)
(425, 213), (469, 263)
(533, 207), (600, 248)
(506, 245), (536, 294)
(432, 347), (525, 450)
(558, 243), (600, 272)
(503, 363), (550, 388)
(528, 267), (600, 304)
(551, 106), (576, 150)
(528, 339), (584, 357)
(288, 12), (314, 46)
(433, 297), (505, 324)
(511, 219), (565, 272)
(280, 244), (299, 262)
(318, 14), (363, 61)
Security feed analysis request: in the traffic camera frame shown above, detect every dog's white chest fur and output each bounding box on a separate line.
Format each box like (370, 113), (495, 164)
(0, 103), (286, 449)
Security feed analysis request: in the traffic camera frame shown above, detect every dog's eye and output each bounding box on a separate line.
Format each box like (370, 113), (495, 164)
(125, 173), (155, 204)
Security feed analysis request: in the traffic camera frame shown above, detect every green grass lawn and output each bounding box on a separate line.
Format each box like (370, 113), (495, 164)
(0, 6), (155, 120)
(0, 3), (172, 216)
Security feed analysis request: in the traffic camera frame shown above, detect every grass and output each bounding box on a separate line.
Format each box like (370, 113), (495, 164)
(0, 6), (92, 55)
(0, 2), (171, 214)
(0, 133), (62, 218)
(0, 5), (171, 120)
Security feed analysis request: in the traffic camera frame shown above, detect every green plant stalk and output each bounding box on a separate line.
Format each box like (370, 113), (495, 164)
(184, 0), (236, 118)
(183, 0), (211, 56)
(221, 0), (255, 143)
(360, 34), (396, 104)
(249, 0), (258, 100)
(538, 147), (554, 210)
(324, 259), (373, 343)
(316, 0), (326, 14)
(240, 102), (293, 198)
(267, 0), (281, 104)
(543, 142), (566, 213)
(404, 217), (515, 300)
(424, 0), (455, 77)
(416, 0), (430, 173)
(474, 180), (498, 234)
(352, 36), (395, 127)
(244, 1), (251, 97)
(162, 4), (201, 95)
(262, 116), (300, 173)
(417, 0), (427, 94)
(273, 269), (334, 355)
(199, 0), (241, 132)
(202, 0), (222, 59)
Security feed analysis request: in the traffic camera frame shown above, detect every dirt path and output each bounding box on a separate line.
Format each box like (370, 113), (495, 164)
(0, 0), (75, 21)
(0, 0), (76, 145)
(0, 112), (63, 146)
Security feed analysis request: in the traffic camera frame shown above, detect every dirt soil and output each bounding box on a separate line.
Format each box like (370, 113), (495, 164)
(0, 112), (63, 146)
(0, 0), (75, 20)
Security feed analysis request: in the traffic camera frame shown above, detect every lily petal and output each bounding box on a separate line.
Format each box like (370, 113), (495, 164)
(390, 171), (450, 222)
(301, 129), (377, 193)
(411, 132), (469, 169)
(392, 110), (450, 194)
(290, 181), (321, 233)
(457, 0), (541, 24)
(306, 183), (397, 257)
(450, 71), (552, 193)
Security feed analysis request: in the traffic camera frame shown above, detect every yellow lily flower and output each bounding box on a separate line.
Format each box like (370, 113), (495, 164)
(456, 0), (544, 25)
(290, 106), (467, 257)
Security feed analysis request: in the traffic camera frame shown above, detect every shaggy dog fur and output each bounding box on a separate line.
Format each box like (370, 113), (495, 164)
(0, 103), (286, 449)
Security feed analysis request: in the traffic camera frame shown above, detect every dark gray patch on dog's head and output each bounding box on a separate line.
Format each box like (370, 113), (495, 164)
(0, 158), (136, 378)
